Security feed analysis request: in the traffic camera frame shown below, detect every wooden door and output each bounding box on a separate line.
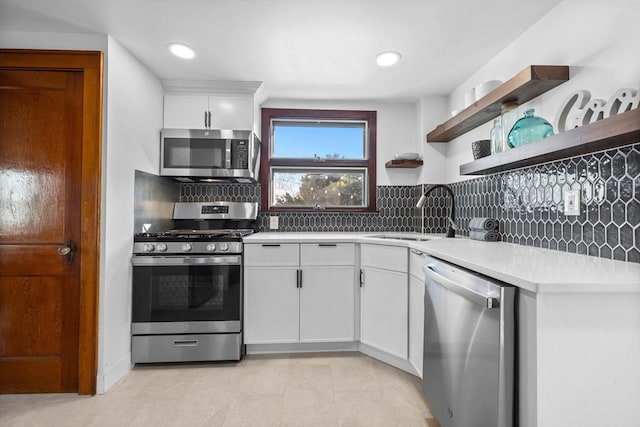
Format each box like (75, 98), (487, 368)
(0, 50), (102, 394)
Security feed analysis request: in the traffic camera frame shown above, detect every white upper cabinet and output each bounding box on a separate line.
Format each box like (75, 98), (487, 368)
(163, 94), (254, 130)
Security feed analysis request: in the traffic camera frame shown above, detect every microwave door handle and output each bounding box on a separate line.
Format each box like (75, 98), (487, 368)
(225, 139), (232, 169)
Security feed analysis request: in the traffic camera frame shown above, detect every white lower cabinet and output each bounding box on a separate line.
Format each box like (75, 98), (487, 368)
(409, 249), (425, 377)
(360, 267), (408, 359)
(299, 266), (354, 342)
(244, 243), (355, 344)
(360, 244), (409, 359)
(244, 267), (299, 343)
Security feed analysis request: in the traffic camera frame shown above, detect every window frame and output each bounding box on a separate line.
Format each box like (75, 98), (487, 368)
(260, 108), (377, 213)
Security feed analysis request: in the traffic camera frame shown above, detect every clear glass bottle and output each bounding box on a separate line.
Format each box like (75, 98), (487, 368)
(500, 102), (519, 148)
(490, 118), (503, 154)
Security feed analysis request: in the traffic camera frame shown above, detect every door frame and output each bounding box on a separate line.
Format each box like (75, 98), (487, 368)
(0, 49), (103, 395)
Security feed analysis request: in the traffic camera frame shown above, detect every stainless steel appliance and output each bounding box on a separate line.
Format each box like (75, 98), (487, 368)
(422, 256), (516, 427)
(160, 129), (260, 181)
(131, 201), (258, 364)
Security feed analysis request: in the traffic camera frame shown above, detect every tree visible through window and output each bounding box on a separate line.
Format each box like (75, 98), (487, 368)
(260, 108), (377, 212)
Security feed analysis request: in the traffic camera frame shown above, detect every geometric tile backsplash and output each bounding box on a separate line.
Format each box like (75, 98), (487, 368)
(179, 142), (639, 263)
(446, 142), (639, 263)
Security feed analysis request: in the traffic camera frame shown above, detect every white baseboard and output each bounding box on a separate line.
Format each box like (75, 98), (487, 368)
(246, 341), (358, 354)
(99, 352), (132, 394)
(246, 341), (420, 379)
(358, 343), (419, 377)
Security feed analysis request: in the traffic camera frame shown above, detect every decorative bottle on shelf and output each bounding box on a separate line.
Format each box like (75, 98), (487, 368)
(507, 108), (555, 148)
(500, 102), (519, 147)
(490, 118), (503, 154)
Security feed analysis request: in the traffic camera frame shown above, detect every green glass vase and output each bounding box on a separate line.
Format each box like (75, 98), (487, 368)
(507, 108), (554, 148)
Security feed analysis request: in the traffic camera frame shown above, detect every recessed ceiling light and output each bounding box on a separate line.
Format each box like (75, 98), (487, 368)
(168, 43), (195, 59)
(376, 51), (401, 67)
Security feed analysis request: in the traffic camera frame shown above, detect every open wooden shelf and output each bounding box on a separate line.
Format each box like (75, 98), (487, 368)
(385, 159), (423, 168)
(427, 65), (570, 143)
(459, 108), (640, 175)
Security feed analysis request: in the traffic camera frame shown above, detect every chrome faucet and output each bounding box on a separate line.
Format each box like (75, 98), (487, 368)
(416, 184), (457, 238)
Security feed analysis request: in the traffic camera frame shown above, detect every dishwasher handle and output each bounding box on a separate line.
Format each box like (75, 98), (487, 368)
(424, 264), (499, 309)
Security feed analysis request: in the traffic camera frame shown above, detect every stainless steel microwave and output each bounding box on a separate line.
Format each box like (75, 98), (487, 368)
(160, 129), (260, 181)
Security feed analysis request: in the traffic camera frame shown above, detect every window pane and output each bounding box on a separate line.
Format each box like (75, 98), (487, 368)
(272, 120), (366, 159)
(271, 169), (366, 208)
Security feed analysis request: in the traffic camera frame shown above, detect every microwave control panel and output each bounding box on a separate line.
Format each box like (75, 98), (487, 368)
(231, 140), (249, 169)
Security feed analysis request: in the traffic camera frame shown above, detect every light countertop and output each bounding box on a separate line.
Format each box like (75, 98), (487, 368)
(244, 232), (640, 294)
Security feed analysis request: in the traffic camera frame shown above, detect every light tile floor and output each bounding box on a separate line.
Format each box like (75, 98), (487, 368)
(0, 352), (438, 427)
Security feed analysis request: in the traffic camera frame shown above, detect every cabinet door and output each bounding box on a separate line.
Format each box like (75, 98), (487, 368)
(244, 267), (299, 344)
(360, 267), (408, 359)
(409, 273), (425, 377)
(163, 94), (209, 129)
(208, 96), (254, 130)
(299, 266), (355, 343)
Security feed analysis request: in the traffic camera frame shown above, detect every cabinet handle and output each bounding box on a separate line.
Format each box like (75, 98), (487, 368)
(318, 243), (337, 247)
(262, 244), (281, 247)
(411, 249), (424, 256)
(296, 269), (302, 288)
(207, 111), (212, 128)
(359, 269), (364, 287)
(173, 340), (198, 347)
(204, 111), (208, 128)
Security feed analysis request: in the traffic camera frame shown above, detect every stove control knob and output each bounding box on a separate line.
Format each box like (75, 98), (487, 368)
(181, 243), (192, 252)
(143, 243), (155, 252)
(156, 243), (168, 252)
(219, 242), (229, 252)
(206, 243), (217, 252)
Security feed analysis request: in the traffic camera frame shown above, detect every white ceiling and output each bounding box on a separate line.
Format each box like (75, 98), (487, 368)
(0, 0), (561, 101)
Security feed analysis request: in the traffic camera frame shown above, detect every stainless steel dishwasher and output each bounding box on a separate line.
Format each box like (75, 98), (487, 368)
(422, 255), (516, 427)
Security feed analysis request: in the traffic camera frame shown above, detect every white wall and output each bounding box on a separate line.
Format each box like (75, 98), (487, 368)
(0, 30), (108, 52)
(418, 96), (448, 184)
(262, 99), (421, 186)
(100, 36), (164, 392)
(444, 1), (640, 183)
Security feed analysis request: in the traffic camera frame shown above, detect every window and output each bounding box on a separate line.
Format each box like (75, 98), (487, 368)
(260, 108), (377, 212)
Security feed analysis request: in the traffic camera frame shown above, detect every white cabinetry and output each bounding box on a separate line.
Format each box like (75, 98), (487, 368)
(163, 94), (254, 130)
(408, 249), (425, 377)
(360, 244), (408, 359)
(244, 243), (355, 345)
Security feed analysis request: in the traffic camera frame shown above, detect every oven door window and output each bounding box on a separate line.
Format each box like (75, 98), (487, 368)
(132, 264), (240, 323)
(163, 138), (228, 169)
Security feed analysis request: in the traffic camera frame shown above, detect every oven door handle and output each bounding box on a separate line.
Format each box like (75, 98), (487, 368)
(131, 256), (242, 266)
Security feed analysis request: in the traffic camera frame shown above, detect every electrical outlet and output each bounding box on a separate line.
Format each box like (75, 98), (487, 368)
(564, 189), (580, 216)
(269, 216), (279, 230)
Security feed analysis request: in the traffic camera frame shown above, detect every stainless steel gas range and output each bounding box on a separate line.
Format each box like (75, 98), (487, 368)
(130, 201), (257, 364)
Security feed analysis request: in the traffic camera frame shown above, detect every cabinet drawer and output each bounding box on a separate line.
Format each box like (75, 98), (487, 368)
(361, 244), (408, 272)
(410, 249), (426, 279)
(244, 243), (299, 266)
(131, 334), (241, 363)
(300, 243), (355, 266)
